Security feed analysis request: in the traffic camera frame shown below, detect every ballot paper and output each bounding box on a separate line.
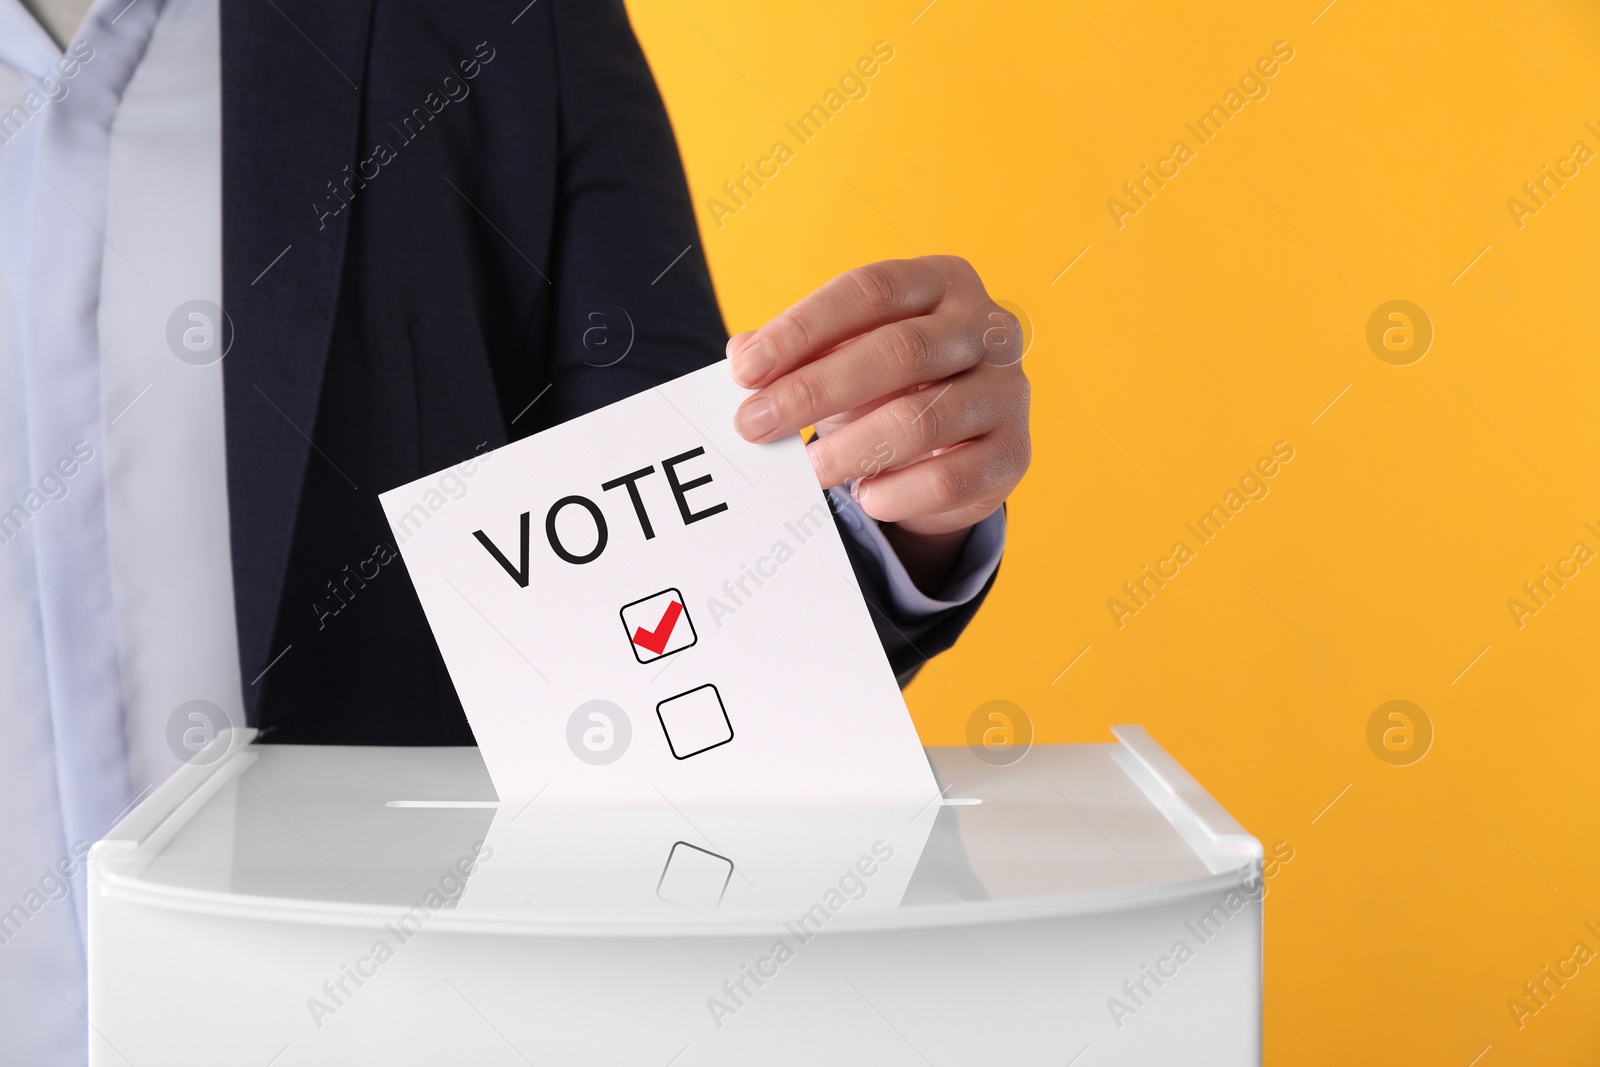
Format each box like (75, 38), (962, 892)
(378, 361), (938, 807)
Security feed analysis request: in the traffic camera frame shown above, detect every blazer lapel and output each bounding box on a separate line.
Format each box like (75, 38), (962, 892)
(220, 0), (373, 717)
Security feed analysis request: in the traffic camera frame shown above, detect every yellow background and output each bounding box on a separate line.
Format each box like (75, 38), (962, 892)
(629, 1), (1600, 1062)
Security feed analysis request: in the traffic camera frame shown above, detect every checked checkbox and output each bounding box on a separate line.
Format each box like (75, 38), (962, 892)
(620, 587), (697, 664)
(656, 684), (732, 760)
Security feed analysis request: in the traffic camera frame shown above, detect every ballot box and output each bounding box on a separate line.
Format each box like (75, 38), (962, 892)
(88, 726), (1264, 1066)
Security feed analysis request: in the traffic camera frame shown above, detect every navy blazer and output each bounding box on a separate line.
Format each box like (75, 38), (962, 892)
(220, 0), (994, 744)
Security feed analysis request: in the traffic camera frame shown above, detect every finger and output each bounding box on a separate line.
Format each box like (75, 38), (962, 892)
(805, 373), (1003, 490)
(850, 432), (1030, 526)
(734, 311), (982, 442)
(728, 258), (958, 388)
(723, 330), (757, 361)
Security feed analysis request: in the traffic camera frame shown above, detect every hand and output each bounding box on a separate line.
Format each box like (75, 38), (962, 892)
(727, 255), (1031, 590)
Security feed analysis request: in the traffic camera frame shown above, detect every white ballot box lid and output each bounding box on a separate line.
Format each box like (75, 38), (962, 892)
(90, 726), (1261, 936)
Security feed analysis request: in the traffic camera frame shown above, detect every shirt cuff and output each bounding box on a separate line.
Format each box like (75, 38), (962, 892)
(828, 486), (1006, 620)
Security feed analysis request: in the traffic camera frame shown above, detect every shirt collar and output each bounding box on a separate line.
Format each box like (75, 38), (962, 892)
(0, 0), (64, 77)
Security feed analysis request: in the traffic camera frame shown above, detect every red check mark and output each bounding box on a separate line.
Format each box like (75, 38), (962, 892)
(632, 599), (684, 655)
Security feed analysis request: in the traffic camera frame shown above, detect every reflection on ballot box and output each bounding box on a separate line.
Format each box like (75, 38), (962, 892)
(89, 727), (1265, 1066)
(656, 842), (735, 915)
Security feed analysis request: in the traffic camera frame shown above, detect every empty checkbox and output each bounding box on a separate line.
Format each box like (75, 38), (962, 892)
(655, 683), (732, 759)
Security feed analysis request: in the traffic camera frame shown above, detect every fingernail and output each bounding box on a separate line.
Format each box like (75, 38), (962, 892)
(735, 395), (777, 439)
(730, 340), (775, 387)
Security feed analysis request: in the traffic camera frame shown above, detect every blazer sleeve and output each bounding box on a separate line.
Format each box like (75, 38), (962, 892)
(539, 0), (727, 421)
(541, 0), (995, 683)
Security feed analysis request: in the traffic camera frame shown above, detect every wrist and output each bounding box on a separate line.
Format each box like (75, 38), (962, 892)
(879, 521), (973, 597)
